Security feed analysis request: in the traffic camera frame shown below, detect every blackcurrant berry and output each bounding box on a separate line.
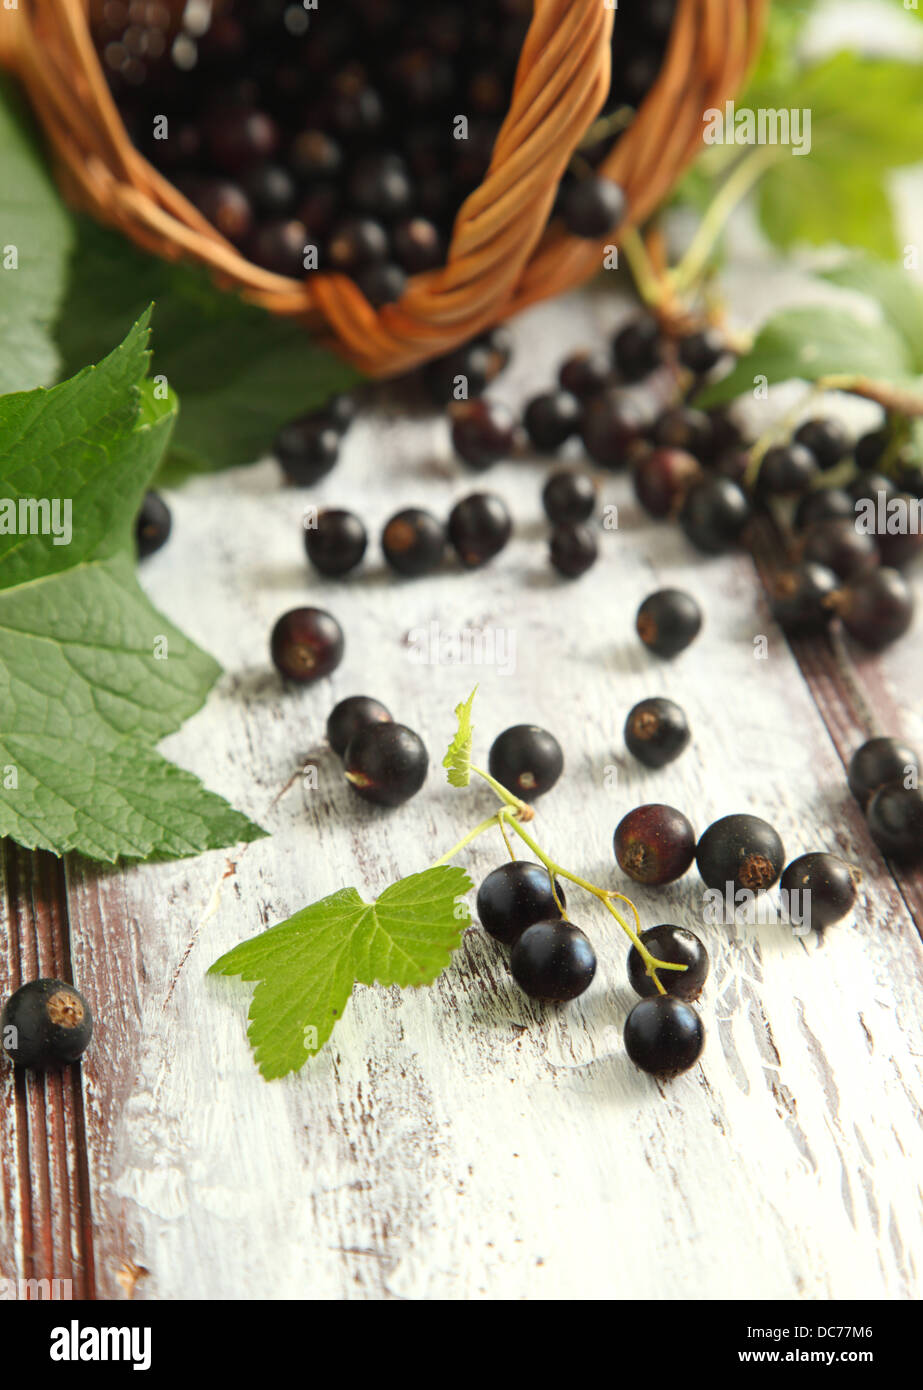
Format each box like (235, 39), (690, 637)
(848, 471), (899, 508)
(580, 390), (647, 469)
(794, 417), (850, 471)
(677, 328), (726, 376)
(542, 468), (597, 524)
(793, 487), (854, 532)
(343, 722), (428, 807)
(624, 698), (690, 769)
(1, 979), (93, 1069)
(701, 408), (746, 463)
(854, 428), (889, 472)
(780, 852), (859, 930)
(612, 315), (663, 383)
(614, 803), (696, 885)
(347, 151), (412, 219)
(523, 390), (582, 452)
(289, 128), (342, 180)
(801, 517), (878, 581)
(679, 477), (751, 553)
(560, 176), (626, 239)
(696, 813), (785, 894)
(135, 490), (171, 558)
(635, 588), (702, 658)
(247, 217), (308, 277)
(877, 501), (923, 570)
(326, 695), (393, 759)
(711, 447), (750, 485)
(326, 216), (388, 272)
(488, 724), (564, 801)
(205, 106), (279, 172)
(768, 562), (838, 635)
(623, 996), (705, 1077)
(392, 216), (444, 273)
(381, 508), (446, 576)
(848, 737), (920, 806)
(242, 161), (296, 216)
(627, 925), (709, 1000)
(187, 177), (253, 242)
(651, 406), (712, 458)
(833, 566), (914, 649)
(274, 414), (340, 485)
(447, 492), (512, 569)
(510, 921), (597, 1000)
(866, 783), (923, 862)
(270, 607), (344, 683)
(476, 861), (566, 946)
(321, 392), (359, 434)
(423, 340), (494, 404)
(632, 447), (701, 518)
(304, 509), (368, 577)
(549, 521), (598, 578)
(558, 350), (611, 401)
(757, 443), (819, 497)
(355, 261), (407, 306)
(450, 399), (520, 470)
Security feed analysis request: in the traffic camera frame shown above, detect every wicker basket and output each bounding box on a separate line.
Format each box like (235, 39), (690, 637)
(0, 0), (767, 376)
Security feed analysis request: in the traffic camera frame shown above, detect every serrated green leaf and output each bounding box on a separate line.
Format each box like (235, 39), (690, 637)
(696, 305), (913, 408)
(748, 54), (923, 257)
(0, 315), (267, 861)
(443, 686), (477, 788)
(0, 77), (75, 392)
(209, 865), (472, 1078)
(55, 219), (363, 480)
(819, 257), (923, 373)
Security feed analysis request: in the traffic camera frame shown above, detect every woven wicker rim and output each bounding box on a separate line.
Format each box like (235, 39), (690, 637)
(0, 0), (767, 376)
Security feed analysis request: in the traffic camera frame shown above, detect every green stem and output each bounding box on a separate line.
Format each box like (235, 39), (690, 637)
(502, 818), (685, 994)
(470, 764), (532, 817)
(743, 381), (829, 491)
(620, 227), (665, 310)
(431, 812), (507, 868)
(670, 144), (781, 297)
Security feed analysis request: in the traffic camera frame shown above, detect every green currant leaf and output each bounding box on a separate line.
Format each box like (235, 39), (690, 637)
(0, 77), (75, 393)
(0, 312), (267, 861)
(695, 305), (913, 408)
(442, 686), (478, 788)
(55, 219), (363, 482)
(209, 866), (472, 1079)
(818, 257), (923, 374)
(748, 54), (923, 257)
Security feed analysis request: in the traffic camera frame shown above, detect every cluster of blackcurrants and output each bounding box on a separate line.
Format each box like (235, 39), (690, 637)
(304, 493), (514, 581)
(476, 858), (707, 1080)
(0, 978), (94, 1071)
(90, 0), (672, 303)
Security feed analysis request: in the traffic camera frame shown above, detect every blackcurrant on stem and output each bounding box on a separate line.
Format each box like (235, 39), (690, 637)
(434, 734), (686, 991)
(743, 382), (829, 491)
(500, 815), (685, 994)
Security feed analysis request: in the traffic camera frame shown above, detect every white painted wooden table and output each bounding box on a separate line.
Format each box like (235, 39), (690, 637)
(1, 270), (900, 1301)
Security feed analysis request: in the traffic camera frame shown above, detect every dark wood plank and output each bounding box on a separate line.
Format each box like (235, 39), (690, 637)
(0, 843), (96, 1298)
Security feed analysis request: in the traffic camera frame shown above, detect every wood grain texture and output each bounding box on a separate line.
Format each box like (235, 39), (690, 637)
(0, 844), (95, 1298)
(39, 286), (920, 1301)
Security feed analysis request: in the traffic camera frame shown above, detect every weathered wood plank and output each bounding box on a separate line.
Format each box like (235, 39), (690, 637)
(0, 845), (95, 1298)
(50, 288), (922, 1300)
